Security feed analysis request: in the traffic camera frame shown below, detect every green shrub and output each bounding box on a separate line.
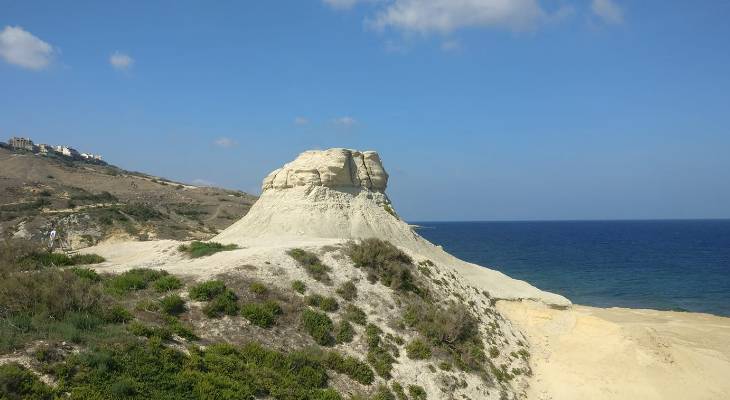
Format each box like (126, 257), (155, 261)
(403, 298), (484, 372)
(153, 275), (182, 292)
(287, 248), (331, 284)
(249, 281), (268, 296)
(178, 241), (238, 258)
(70, 267), (101, 281)
(302, 309), (334, 346)
(292, 280), (307, 294)
(241, 300), (282, 328)
(438, 361), (452, 371)
(391, 382), (407, 400)
(324, 352), (374, 385)
(343, 304), (367, 325)
(346, 239), (424, 296)
(408, 384), (427, 400)
(335, 320), (355, 343)
(128, 322), (173, 340)
(69, 253), (105, 265)
(372, 385), (395, 400)
(188, 280), (226, 300)
(105, 268), (168, 294)
(306, 294), (339, 312)
(121, 203), (162, 221)
(203, 289), (240, 318)
(336, 280), (357, 301)
(406, 339), (432, 360)
(0, 362), (53, 400)
(489, 346), (500, 358)
(102, 305), (133, 323)
(159, 294), (186, 315)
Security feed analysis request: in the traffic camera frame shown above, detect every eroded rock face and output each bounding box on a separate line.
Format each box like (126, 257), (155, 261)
(261, 148), (388, 192)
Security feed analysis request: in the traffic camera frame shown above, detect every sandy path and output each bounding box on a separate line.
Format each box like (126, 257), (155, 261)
(497, 300), (730, 400)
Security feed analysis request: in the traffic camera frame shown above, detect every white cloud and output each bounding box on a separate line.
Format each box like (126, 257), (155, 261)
(213, 137), (237, 148)
(368, 0), (549, 34)
(0, 26), (54, 70)
(592, 0), (623, 24)
(109, 51), (133, 70)
(294, 116), (310, 125)
(333, 116), (357, 126)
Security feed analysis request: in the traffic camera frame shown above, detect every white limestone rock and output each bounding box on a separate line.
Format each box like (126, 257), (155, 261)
(261, 148), (388, 192)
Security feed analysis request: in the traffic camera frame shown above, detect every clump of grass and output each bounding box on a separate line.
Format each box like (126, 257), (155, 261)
(249, 281), (268, 296)
(302, 309), (335, 346)
(336, 280), (358, 301)
(345, 239), (424, 296)
(104, 268), (168, 294)
(287, 248), (331, 284)
(159, 294), (186, 316)
(292, 280), (307, 294)
(335, 320), (355, 343)
(203, 289), (240, 318)
(178, 241), (238, 258)
(408, 385), (427, 400)
(189, 280), (226, 301)
(241, 300), (282, 328)
(153, 275), (182, 292)
(306, 294), (339, 312)
(391, 382), (408, 400)
(70, 267), (101, 281)
(372, 385), (395, 400)
(324, 351), (374, 385)
(343, 304), (367, 325)
(365, 324), (396, 379)
(69, 253), (106, 265)
(406, 339), (432, 360)
(403, 298), (484, 372)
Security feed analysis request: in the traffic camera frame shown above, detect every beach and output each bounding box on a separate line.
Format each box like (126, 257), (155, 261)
(498, 300), (730, 400)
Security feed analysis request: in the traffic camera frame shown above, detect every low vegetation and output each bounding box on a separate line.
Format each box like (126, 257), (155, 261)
(188, 279), (227, 301)
(406, 339), (432, 360)
(336, 280), (358, 301)
(346, 239), (424, 296)
(287, 248), (332, 284)
(241, 300), (282, 328)
(302, 309), (335, 346)
(306, 294), (340, 312)
(177, 241), (238, 258)
(292, 280), (307, 294)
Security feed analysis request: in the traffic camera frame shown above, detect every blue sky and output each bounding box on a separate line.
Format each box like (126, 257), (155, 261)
(1, 0), (729, 221)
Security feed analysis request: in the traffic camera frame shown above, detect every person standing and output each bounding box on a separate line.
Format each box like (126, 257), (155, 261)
(48, 227), (57, 251)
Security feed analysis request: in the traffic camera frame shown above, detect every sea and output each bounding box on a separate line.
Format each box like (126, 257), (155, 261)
(413, 220), (730, 317)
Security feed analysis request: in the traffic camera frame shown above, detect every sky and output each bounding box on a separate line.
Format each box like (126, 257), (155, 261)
(1, 0), (729, 221)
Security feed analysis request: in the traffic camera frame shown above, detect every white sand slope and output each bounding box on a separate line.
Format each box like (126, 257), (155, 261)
(498, 300), (730, 400)
(214, 148), (570, 307)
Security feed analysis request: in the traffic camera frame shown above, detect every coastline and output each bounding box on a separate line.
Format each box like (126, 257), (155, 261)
(497, 300), (730, 400)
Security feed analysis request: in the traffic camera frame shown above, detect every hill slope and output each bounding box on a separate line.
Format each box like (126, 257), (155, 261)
(0, 147), (256, 247)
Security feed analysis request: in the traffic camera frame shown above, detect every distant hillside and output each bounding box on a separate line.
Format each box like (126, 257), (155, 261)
(0, 147), (257, 248)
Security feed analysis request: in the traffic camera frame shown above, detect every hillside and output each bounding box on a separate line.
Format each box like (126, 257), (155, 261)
(0, 147), (256, 247)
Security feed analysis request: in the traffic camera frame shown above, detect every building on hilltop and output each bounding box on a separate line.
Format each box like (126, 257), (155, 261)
(55, 145), (80, 158)
(8, 137), (37, 152)
(38, 143), (56, 154)
(81, 152), (103, 161)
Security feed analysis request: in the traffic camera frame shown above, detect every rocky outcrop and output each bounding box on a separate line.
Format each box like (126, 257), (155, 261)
(215, 148), (571, 307)
(261, 148), (388, 192)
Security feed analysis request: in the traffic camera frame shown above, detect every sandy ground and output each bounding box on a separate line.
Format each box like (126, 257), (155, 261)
(497, 300), (730, 400)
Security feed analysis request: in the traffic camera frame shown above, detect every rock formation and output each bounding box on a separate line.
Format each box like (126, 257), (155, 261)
(262, 149), (388, 192)
(214, 148), (570, 307)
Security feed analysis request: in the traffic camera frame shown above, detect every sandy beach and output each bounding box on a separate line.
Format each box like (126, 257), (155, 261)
(498, 300), (730, 400)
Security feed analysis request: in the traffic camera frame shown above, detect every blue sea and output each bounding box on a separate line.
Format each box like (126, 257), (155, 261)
(413, 220), (730, 317)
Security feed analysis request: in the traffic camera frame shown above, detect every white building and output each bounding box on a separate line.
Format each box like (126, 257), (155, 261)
(55, 145), (80, 158)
